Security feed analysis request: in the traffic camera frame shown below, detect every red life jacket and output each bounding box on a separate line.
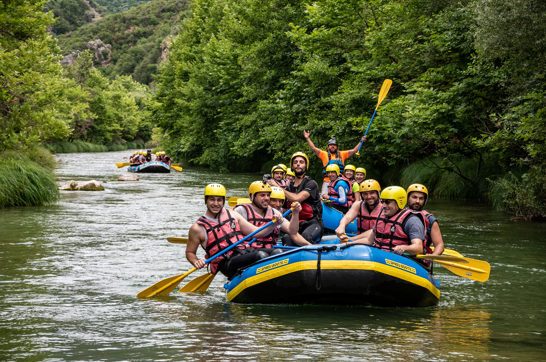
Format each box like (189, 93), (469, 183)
(196, 208), (246, 274)
(373, 208), (425, 252)
(327, 175), (354, 208)
(357, 201), (382, 233)
(414, 210), (438, 266)
(285, 176), (321, 221)
(239, 204), (280, 248)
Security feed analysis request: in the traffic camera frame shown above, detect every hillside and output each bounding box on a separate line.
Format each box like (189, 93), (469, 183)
(56, 0), (188, 84)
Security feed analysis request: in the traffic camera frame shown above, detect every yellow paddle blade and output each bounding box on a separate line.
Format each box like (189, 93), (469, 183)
(137, 267), (196, 298)
(172, 163), (180, 167)
(178, 273), (215, 293)
(416, 254), (468, 263)
(170, 165), (183, 172)
(375, 79), (393, 110)
(167, 237), (188, 244)
(116, 162), (131, 168)
(436, 257), (490, 282)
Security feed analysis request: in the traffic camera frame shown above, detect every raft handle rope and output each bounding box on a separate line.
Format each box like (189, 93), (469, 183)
(315, 245), (337, 291)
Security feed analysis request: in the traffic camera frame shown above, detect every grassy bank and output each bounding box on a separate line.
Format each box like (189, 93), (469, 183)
(45, 140), (146, 153)
(0, 148), (59, 208)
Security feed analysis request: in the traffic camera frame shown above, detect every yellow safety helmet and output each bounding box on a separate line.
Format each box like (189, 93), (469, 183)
(325, 164), (340, 176)
(271, 164), (286, 175)
(286, 168), (295, 177)
(355, 167), (366, 176)
(133, 151), (138, 155)
(248, 181), (272, 199)
(344, 164), (356, 172)
(380, 186), (407, 209)
(290, 151), (309, 170)
(204, 183), (226, 200)
(407, 183), (429, 200)
(270, 186), (285, 200)
(278, 164), (288, 172)
(360, 179), (381, 193)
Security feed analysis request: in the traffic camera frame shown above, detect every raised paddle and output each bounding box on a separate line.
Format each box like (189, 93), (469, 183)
(355, 79), (393, 155)
(137, 208), (292, 298)
(167, 236), (188, 244)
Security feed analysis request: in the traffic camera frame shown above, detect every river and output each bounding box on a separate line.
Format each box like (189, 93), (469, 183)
(1, 150), (544, 360)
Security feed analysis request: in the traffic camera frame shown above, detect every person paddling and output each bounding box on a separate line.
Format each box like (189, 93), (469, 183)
(186, 184), (285, 279)
(303, 130), (366, 194)
(336, 179), (382, 238)
(234, 181), (302, 249)
(406, 183), (445, 262)
(321, 164), (354, 213)
(342, 186), (425, 257)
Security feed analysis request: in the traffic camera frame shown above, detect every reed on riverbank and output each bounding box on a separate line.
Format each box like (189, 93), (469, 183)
(0, 148), (59, 208)
(46, 140), (146, 154)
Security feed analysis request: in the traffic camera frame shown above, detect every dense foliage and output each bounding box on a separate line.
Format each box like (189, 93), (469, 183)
(92, 0), (153, 14)
(154, 0), (545, 218)
(56, 0), (188, 84)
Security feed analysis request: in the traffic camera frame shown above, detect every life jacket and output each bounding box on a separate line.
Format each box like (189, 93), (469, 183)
(285, 176), (322, 222)
(239, 204), (280, 248)
(414, 210), (437, 266)
(196, 208), (246, 274)
(327, 175), (354, 208)
(357, 200), (382, 233)
(373, 208), (425, 252)
(322, 152), (345, 176)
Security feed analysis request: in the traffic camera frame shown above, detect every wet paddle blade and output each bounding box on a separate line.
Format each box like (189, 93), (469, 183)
(137, 268), (196, 298)
(178, 273), (215, 293)
(167, 237), (188, 244)
(431, 247), (464, 258)
(228, 197), (239, 207)
(436, 258), (490, 282)
(116, 162), (131, 168)
(170, 165), (183, 172)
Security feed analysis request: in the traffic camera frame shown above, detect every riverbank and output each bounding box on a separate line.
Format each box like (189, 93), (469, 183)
(45, 140), (146, 153)
(0, 147), (59, 208)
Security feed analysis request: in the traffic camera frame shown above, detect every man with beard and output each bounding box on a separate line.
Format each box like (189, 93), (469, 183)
(268, 152), (323, 245)
(341, 186), (425, 256)
(234, 181), (305, 248)
(303, 130), (366, 194)
(186, 184), (286, 279)
(336, 179), (382, 240)
(406, 184), (445, 258)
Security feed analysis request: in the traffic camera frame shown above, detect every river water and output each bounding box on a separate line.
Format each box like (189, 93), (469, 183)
(1, 150), (544, 360)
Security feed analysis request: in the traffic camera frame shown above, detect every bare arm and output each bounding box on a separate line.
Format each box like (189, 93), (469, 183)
(335, 201), (361, 238)
(234, 211), (280, 238)
(429, 222), (445, 255)
(342, 229), (375, 246)
(280, 202), (301, 235)
(186, 223), (206, 269)
(393, 238), (423, 255)
(347, 136), (367, 157)
(303, 130), (322, 157)
(284, 189), (310, 203)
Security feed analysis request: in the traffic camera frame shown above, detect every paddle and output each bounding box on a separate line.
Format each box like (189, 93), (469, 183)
(116, 162), (133, 168)
(170, 165), (183, 172)
(228, 197), (251, 207)
(178, 237), (257, 293)
(355, 79), (393, 155)
(415, 254), (490, 282)
(137, 208), (292, 298)
(167, 236), (188, 244)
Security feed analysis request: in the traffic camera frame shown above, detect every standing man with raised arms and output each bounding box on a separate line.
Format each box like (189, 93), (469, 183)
(303, 130), (366, 194)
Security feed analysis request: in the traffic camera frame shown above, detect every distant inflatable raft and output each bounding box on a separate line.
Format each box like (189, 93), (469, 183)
(127, 161), (170, 173)
(224, 244), (440, 307)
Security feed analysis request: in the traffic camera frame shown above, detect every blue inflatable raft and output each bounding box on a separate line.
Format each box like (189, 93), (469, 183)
(224, 244), (440, 307)
(127, 161), (170, 173)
